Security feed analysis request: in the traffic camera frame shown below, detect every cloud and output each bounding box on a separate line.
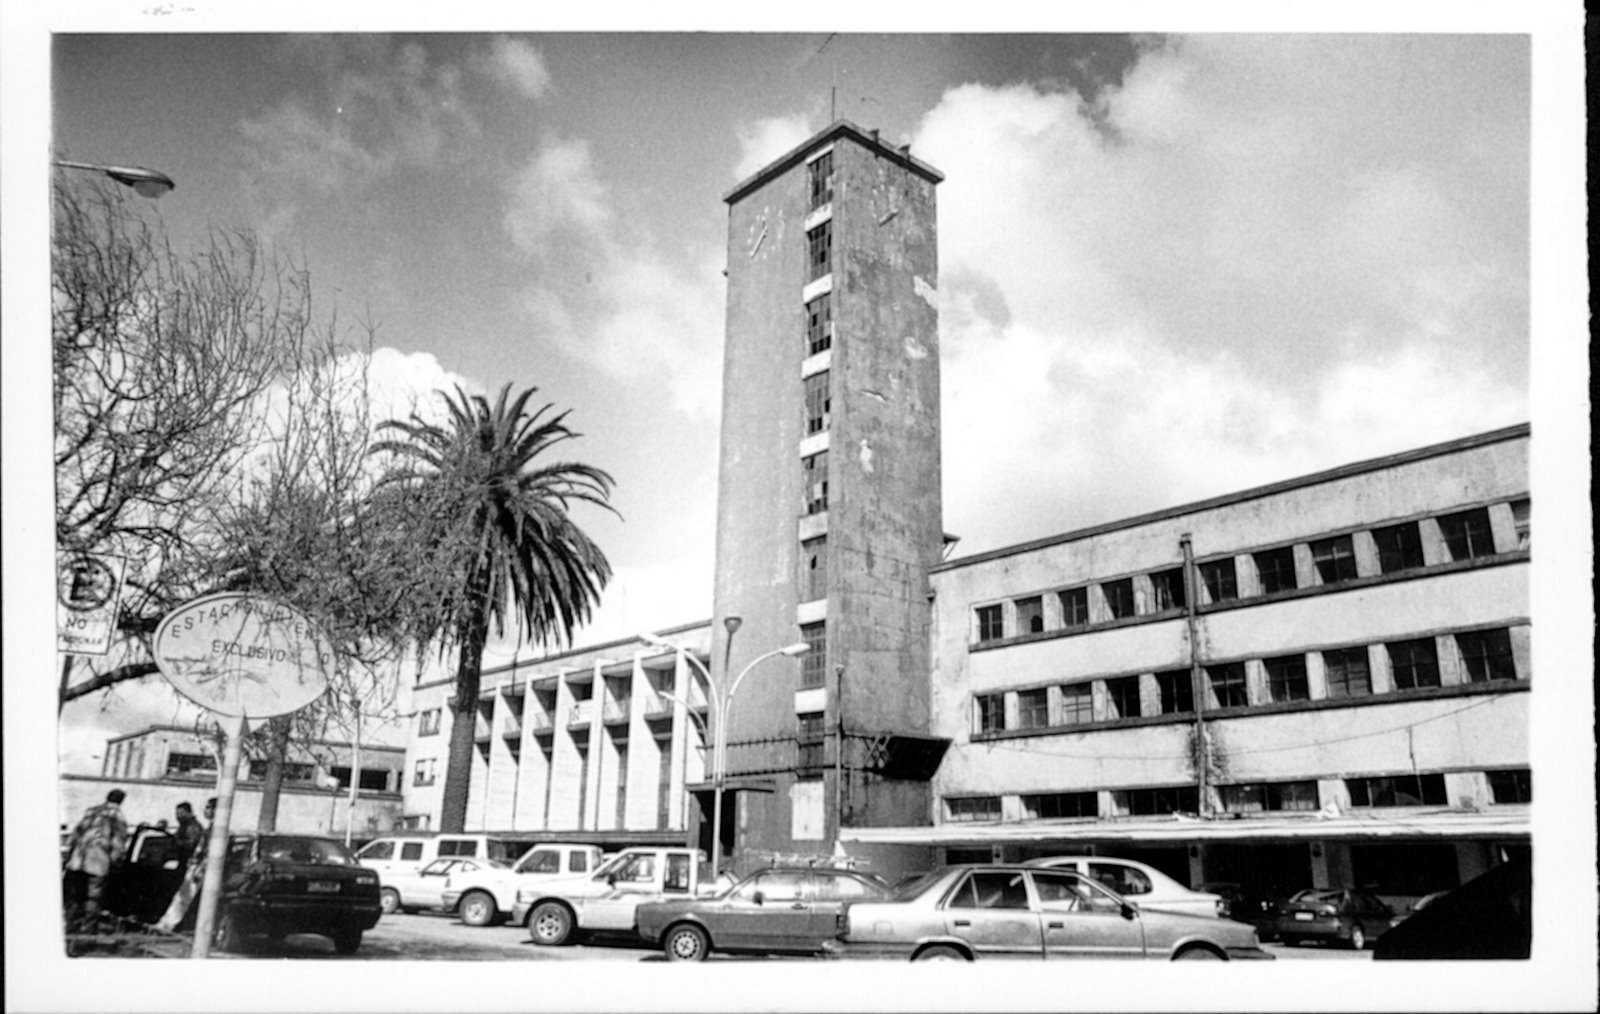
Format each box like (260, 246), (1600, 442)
(916, 36), (1528, 556)
(732, 113), (816, 180)
(482, 36), (553, 99)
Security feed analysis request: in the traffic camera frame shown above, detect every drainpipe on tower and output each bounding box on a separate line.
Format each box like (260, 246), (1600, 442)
(1180, 534), (1211, 819)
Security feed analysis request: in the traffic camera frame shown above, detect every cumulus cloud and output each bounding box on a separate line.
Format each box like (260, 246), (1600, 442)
(732, 113), (816, 180)
(917, 35), (1528, 555)
(483, 36), (553, 99)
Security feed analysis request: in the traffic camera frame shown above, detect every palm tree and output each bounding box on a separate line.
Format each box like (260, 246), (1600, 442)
(371, 383), (616, 832)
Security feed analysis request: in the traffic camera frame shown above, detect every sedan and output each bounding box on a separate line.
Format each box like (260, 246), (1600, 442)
(1026, 856), (1224, 918)
(379, 857), (506, 916)
(1270, 888), (1393, 950)
(825, 865), (1272, 961)
(212, 834), (382, 954)
(637, 866), (893, 961)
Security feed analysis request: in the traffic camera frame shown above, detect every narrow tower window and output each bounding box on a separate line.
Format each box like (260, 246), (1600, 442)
(805, 293), (833, 355)
(806, 221), (832, 281)
(808, 151), (834, 209)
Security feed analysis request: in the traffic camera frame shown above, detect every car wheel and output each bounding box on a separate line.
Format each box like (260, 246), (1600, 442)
(332, 928), (362, 955)
(1173, 945), (1225, 960)
(529, 901), (574, 946)
(379, 888), (401, 916)
(664, 923), (710, 962)
(1348, 925), (1366, 951)
(213, 908), (243, 954)
(913, 945), (968, 962)
(459, 891), (498, 927)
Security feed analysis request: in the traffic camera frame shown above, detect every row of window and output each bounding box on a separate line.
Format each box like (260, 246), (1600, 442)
(943, 769), (1531, 823)
(974, 500), (1530, 644)
(973, 626), (1523, 735)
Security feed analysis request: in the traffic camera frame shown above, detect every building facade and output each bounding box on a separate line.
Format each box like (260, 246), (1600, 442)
(843, 425), (1531, 901)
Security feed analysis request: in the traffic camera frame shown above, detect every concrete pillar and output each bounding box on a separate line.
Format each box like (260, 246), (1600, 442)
(1352, 530), (1381, 578)
(1418, 517), (1451, 566)
(1369, 641), (1396, 695)
(1510, 625), (1532, 681)
(1305, 652), (1329, 701)
(1437, 633), (1466, 686)
(1487, 501), (1520, 555)
(1291, 543), (1316, 590)
(1235, 553), (1262, 599)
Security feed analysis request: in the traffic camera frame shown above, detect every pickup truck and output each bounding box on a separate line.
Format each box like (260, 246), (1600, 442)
(438, 843), (604, 926)
(511, 846), (716, 945)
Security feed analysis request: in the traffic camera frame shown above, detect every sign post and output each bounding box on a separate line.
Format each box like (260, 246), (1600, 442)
(151, 592), (336, 959)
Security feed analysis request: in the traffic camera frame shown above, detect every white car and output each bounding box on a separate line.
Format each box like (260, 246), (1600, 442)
(1024, 856), (1224, 918)
(379, 857), (506, 915)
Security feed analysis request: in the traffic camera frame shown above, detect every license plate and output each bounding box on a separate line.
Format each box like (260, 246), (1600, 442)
(1293, 911), (1314, 921)
(307, 881), (341, 894)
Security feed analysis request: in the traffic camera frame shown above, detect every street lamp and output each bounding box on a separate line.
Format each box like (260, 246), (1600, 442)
(53, 159), (176, 198)
(640, 626), (808, 879)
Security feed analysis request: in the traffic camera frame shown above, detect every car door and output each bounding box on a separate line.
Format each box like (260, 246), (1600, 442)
(414, 858), (462, 906)
(942, 870), (1045, 959)
(807, 872), (884, 947)
(1030, 871), (1147, 959)
(584, 852), (660, 931)
(715, 870), (812, 950)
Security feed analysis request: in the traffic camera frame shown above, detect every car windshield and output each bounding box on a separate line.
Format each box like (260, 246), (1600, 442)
(259, 836), (357, 866)
(1293, 889), (1343, 904)
(890, 870), (946, 901)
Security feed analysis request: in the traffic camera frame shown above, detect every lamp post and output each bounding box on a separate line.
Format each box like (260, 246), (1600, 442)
(641, 624), (808, 880)
(53, 159), (176, 198)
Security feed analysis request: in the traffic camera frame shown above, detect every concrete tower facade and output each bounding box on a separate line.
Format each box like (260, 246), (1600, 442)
(710, 121), (948, 868)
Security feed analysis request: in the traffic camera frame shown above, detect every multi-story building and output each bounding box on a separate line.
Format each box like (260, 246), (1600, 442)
(63, 724), (406, 836)
(844, 425), (1531, 900)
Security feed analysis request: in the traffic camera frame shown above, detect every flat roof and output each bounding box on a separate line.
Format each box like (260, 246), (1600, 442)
(723, 119), (944, 206)
(934, 423), (1530, 574)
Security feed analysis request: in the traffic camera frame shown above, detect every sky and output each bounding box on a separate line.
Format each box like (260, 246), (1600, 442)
(4, 4), (1594, 1009)
(28, 25), (1546, 767)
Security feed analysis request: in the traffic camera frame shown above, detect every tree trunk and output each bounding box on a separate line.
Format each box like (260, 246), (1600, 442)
(437, 604), (489, 833)
(255, 716), (293, 831)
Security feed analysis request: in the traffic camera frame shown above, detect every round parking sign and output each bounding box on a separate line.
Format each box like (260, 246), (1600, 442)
(153, 593), (335, 718)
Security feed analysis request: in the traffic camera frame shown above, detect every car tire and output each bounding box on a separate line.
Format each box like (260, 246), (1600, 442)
(379, 888), (401, 916)
(332, 928), (362, 955)
(1348, 925), (1366, 951)
(213, 908), (243, 954)
(1173, 945), (1225, 960)
(663, 924), (710, 962)
(913, 945), (968, 962)
(459, 891), (497, 927)
(529, 901), (574, 946)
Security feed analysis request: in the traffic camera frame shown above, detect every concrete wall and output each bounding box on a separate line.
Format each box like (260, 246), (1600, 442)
(61, 774), (403, 839)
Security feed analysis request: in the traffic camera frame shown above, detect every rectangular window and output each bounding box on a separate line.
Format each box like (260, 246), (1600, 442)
(1017, 688), (1049, 729)
(1323, 647), (1372, 699)
(1388, 638), (1441, 690)
(1059, 683), (1093, 725)
(796, 712), (825, 769)
(945, 796), (1002, 823)
(1511, 499), (1530, 550)
(805, 293), (833, 355)
(1205, 662), (1249, 709)
(1102, 578), (1136, 619)
(1373, 522), (1426, 574)
(1058, 587), (1090, 627)
(1150, 568), (1186, 611)
(1254, 547), (1298, 595)
(1438, 507), (1495, 561)
(1199, 559), (1238, 603)
(1155, 670), (1193, 715)
(1346, 773), (1448, 808)
(806, 221), (832, 281)
(803, 451), (828, 514)
(804, 370), (831, 434)
(1486, 769), (1531, 804)
(413, 758), (436, 786)
(1022, 792), (1097, 820)
(1105, 676), (1142, 720)
(975, 693), (1005, 734)
(800, 622), (826, 688)
(801, 536), (827, 602)
(1310, 535), (1359, 583)
(976, 604), (1004, 643)
(808, 150), (834, 209)
(418, 708), (442, 736)
(1456, 628), (1516, 682)
(166, 752), (216, 776)
(1113, 786), (1198, 817)
(1015, 596), (1044, 635)
(1265, 654), (1309, 702)
(1219, 781), (1319, 813)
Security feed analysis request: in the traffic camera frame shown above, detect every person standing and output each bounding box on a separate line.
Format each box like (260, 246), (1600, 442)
(172, 802), (205, 863)
(62, 789), (131, 933)
(156, 797), (214, 932)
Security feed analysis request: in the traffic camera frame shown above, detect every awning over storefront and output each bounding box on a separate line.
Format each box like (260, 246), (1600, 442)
(839, 809), (1530, 846)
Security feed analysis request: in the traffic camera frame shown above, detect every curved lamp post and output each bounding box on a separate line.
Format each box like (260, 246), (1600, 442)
(641, 624), (808, 879)
(54, 159), (176, 198)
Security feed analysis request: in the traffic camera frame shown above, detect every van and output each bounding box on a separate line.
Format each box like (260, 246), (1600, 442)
(354, 834), (529, 882)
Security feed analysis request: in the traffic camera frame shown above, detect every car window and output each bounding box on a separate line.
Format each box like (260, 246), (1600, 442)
(814, 874), (880, 900)
(400, 842), (424, 861)
(613, 854), (656, 883)
(570, 851), (589, 873)
(1032, 871), (1124, 913)
(357, 840), (395, 861)
(521, 850), (561, 874)
(892, 871), (946, 902)
(421, 859), (454, 876)
(438, 840), (478, 858)
(949, 871), (1030, 910)
(663, 854), (692, 894)
(1088, 863), (1152, 896)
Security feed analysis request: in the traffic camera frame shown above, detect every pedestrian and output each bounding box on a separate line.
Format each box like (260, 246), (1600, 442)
(62, 789), (131, 934)
(172, 802), (204, 863)
(155, 797), (214, 932)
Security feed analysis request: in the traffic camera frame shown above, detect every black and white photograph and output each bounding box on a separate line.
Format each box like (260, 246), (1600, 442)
(3, 3), (1592, 1011)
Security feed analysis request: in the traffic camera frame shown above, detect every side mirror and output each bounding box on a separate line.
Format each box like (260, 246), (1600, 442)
(1120, 903), (1137, 921)
(752, 891), (766, 906)
(606, 873), (618, 886)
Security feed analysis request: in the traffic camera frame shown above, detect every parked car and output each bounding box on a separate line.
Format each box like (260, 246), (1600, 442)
(824, 865), (1273, 961)
(1026, 856), (1225, 918)
(354, 833), (528, 883)
(378, 857), (507, 915)
(514, 846), (716, 945)
(1373, 859), (1530, 960)
(100, 825), (192, 925)
(636, 866), (893, 961)
(1270, 888), (1393, 950)
(1200, 881), (1282, 940)
(210, 833), (383, 954)
(1388, 889), (1451, 929)
(440, 843), (605, 926)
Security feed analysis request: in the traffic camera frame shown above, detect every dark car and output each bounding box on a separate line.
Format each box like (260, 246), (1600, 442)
(1199, 882), (1281, 940)
(1372, 859), (1530, 960)
(636, 866), (893, 961)
(100, 825), (192, 925)
(1271, 888), (1393, 950)
(212, 833), (382, 954)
